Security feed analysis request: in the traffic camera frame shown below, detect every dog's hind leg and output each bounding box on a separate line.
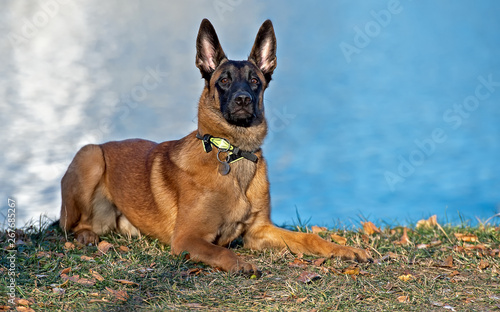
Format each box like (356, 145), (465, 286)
(60, 144), (107, 245)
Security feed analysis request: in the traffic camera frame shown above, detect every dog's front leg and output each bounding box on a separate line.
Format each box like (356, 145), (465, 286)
(171, 230), (260, 276)
(244, 223), (371, 262)
(245, 160), (371, 263)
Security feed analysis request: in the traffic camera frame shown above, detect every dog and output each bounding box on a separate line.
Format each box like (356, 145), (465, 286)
(60, 19), (371, 276)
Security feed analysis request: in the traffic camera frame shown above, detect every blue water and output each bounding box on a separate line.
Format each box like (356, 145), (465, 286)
(2, 1), (500, 228)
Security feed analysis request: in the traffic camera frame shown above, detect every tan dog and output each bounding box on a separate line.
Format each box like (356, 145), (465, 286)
(60, 19), (371, 276)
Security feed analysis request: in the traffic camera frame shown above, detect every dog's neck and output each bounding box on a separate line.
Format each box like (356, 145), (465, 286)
(197, 92), (268, 152)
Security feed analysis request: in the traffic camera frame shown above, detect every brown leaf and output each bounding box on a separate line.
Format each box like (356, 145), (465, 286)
(296, 297), (307, 303)
(80, 255), (94, 261)
(297, 271), (321, 283)
(77, 278), (96, 287)
(90, 269), (104, 281)
(443, 255), (454, 268)
(395, 227), (410, 245)
(59, 267), (71, 275)
(313, 258), (326, 266)
(36, 251), (52, 258)
(114, 279), (139, 286)
(15, 307), (35, 312)
(61, 274), (80, 283)
(64, 242), (75, 250)
(311, 225), (327, 234)
(478, 260), (490, 270)
(52, 287), (65, 295)
(97, 240), (113, 254)
(288, 258), (309, 268)
(397, 295), (409, 303)
(361, 221), (381, 235)
(448, 270), (460, 277)
(15, 299), (30, 306)
(342, 265), (360, 276)
(416, 243), (429, 249)
(106, 287), (129, 302)
(416, 215), (438, 229)
(119, 245), (130, 252)
(454, 233), (478, 242)
(330, 234), (347, 245)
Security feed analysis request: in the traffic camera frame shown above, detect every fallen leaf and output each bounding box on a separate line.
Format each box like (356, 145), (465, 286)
(15, 299), (30, 306)
(64, 242), (75, 250)
(36, 251), (52, 258)
(97, 241), (113, 254)
(296, 297), (307, 303)
(398, 274), (415, 282)
(397, 295), (409, 303)
(416, 243), (429, 249)
(119, 245), (129, 252)
(14, 307), (35, 312)
(77, 278), (96, 287)
(114, 279), (139, 286)
(478, 260), (490, 270)
(89, 269), (104, 281)
(361, 234), (370, 244)
(52, 287), (65, 295)
(312, 258), (325, 266)
(80, 255), (94, 261)
(330, 234), (347, 245)
(297, 271), (321, 283)
(448, 270), (460, 277)
(443, 255), (454, 268)
(105, 287), (129, 302)
(361, 221), (381, 235)
(342, 265), (360, 276)
(416, 215), (438, 229)
(454, 233), (478, 242)
(395, 227), (410, 245)
(311, 225), (327, 234)
(59, 267), (71, 275)
(60, 274), (80, 283)
(185, 303), (203, 308)
(289, 258), (309, 268)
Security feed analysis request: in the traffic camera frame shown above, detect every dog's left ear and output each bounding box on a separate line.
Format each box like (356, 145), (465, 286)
(196, 19), (227, 80)
(249, 20), (277, 83)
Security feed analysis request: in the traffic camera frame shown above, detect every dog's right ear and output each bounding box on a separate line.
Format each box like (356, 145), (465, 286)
(196, 19), (227, 80)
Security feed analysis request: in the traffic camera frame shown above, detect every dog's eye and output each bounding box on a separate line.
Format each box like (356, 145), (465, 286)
(220, 78), (229, 84)
(250, 78), (259, 84)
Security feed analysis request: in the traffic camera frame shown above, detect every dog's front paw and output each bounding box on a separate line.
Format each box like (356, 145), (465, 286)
(230, 261), (262, 278)
(333, 246), (372, 263)
(75, 229), (99, 246)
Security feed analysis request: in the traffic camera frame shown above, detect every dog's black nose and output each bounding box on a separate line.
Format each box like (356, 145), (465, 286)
(234, 92), (252, 107)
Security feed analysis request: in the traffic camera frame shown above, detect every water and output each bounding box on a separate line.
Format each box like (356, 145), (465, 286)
(2, 1), (500, 229)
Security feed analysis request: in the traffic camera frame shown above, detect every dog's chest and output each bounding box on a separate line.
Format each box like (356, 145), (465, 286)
(213, 161), (257, 245)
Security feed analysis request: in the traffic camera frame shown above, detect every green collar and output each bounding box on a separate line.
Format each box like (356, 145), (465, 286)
(196, 133), (258, 173)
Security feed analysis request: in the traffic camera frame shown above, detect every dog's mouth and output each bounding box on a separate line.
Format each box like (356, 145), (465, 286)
(225, 108), (259, 127)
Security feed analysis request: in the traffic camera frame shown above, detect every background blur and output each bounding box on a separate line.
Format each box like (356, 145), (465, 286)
(1, 0), (500, 228)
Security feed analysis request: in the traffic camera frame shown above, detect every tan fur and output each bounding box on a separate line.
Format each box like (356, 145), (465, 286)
(60, 19), (370, 275)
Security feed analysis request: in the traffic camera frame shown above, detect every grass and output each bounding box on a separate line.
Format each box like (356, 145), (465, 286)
(1, 216), (500, 311)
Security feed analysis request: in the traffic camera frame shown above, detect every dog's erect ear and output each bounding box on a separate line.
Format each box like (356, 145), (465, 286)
(196, 19), (227, 80)
(249, 20), (277, 83)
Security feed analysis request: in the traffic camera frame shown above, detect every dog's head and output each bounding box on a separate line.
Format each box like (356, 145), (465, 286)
(195, 19), (276, 142)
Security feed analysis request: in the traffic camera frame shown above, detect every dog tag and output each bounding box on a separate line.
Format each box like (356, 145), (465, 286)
(219, 161), (231, 175)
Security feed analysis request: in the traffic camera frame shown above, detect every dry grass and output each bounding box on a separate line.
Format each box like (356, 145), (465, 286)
(1, 217), (500, 311)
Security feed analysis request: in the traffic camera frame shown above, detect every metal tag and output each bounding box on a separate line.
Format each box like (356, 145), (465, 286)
(219, 161), (230, 175)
